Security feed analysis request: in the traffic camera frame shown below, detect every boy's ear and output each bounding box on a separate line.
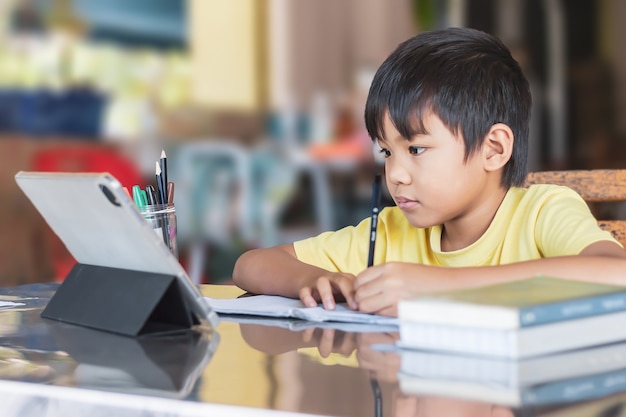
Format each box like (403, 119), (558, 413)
(482, 123), (514, 172)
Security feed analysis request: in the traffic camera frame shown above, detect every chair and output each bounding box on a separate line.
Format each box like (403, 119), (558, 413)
(31, 144), (144, 280)
(525, 169), (626, 246)
(171, 140), (300, 284)
(171, 141), (255, 284)
(32, 145), (143, 189)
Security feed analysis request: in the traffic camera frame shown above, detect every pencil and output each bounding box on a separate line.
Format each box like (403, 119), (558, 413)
(155, 161), (166, 205)
(159, 150), (168, 202)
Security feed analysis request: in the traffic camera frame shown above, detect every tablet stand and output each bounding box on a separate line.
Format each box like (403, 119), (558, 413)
(41, 263), (199, 336)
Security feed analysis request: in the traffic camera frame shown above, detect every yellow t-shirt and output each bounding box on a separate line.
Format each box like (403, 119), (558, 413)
(293, 184), (618, 274)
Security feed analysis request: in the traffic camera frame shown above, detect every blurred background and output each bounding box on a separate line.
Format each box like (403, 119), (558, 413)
(0, 0), (625, 286)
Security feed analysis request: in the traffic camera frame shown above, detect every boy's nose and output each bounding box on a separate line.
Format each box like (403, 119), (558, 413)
(385, 158), (412, 185)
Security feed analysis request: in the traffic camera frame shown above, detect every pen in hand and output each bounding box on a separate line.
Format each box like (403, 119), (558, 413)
(366, 173), (384, 417)
(367, 173), (382, 268)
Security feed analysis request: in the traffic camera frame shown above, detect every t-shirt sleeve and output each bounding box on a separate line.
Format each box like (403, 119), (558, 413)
(534, 185), (620, 256)
(292, 217), (372, 275)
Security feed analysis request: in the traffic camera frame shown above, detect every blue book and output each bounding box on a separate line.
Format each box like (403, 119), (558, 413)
(398, 275), (626, 330)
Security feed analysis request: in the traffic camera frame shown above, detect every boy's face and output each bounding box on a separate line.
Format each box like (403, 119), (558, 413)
(376, 112), (491, 229)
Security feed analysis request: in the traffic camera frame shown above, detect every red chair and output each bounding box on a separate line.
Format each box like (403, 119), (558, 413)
(32, 145), (142, 189)
(31, 144), (144, 280)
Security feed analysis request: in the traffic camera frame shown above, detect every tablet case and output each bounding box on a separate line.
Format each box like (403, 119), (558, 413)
(45, 264), (196, 336)
(14, 171), (219, 336)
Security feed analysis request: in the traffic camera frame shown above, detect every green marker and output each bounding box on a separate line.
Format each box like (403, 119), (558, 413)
(132, 185), (147, 209)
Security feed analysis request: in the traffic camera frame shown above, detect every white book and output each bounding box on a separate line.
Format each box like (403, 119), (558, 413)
(398, 309), (626, 359)
(399, 342), (626, 388)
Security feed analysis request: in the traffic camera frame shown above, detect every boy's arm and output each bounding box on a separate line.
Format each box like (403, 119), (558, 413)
(354, 241), (626, 317)
(232, 244), (357, 309)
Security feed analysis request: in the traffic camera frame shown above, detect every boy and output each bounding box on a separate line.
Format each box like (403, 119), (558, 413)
(233, 27), (626, 317)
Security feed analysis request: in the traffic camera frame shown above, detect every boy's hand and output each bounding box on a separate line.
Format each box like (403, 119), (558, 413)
(354, 262), (453, 317)
(299, 272), (358, 310)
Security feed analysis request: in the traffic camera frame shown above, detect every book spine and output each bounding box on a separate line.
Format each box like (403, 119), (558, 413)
(519, 292), (626, 327)
(522, 368), (626, 406)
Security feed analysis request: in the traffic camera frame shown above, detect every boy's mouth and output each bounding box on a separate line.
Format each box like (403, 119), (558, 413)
(394, 196), (419, 210)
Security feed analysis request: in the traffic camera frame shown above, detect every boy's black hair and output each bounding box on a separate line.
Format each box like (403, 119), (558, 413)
(364, 27), (532, 187)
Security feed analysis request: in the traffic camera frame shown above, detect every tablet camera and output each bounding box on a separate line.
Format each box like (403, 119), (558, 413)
(99, 184), (121, 207)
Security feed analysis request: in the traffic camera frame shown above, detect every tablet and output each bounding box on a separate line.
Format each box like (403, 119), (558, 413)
(14, 171), (218, 328)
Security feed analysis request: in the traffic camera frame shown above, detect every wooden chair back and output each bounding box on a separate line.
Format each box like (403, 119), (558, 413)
(525, 169), (626, 246)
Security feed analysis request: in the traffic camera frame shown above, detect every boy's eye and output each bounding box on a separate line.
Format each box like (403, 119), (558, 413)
(409, 146), (425, 155)
(378, 148), (391, 158)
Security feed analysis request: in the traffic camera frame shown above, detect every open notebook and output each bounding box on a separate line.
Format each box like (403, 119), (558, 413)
(206, 294), (399, 327)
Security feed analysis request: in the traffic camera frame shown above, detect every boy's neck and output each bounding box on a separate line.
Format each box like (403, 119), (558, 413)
(440, 186), (509, 252)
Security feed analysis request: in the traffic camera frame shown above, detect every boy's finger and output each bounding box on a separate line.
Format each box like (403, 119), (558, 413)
(299, 287), (318, 308)
(376, 305), (398, 317)
(336, 279), (358, 310)
(354, 277), (381, 303)
(354, 265), (380, 289)
(316, 278), (336, 310)
(356, 287), (389, 313)
(358, 291), (397, 317)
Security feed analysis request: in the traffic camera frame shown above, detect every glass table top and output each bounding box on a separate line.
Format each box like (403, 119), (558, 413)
(0, 283), (625, 417)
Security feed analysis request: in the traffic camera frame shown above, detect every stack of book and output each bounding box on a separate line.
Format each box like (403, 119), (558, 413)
(396, 276), (626, 406)
(397, 276), (626, 359)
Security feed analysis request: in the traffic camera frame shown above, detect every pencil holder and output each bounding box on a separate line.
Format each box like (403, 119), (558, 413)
(140, 203), (178, 259)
